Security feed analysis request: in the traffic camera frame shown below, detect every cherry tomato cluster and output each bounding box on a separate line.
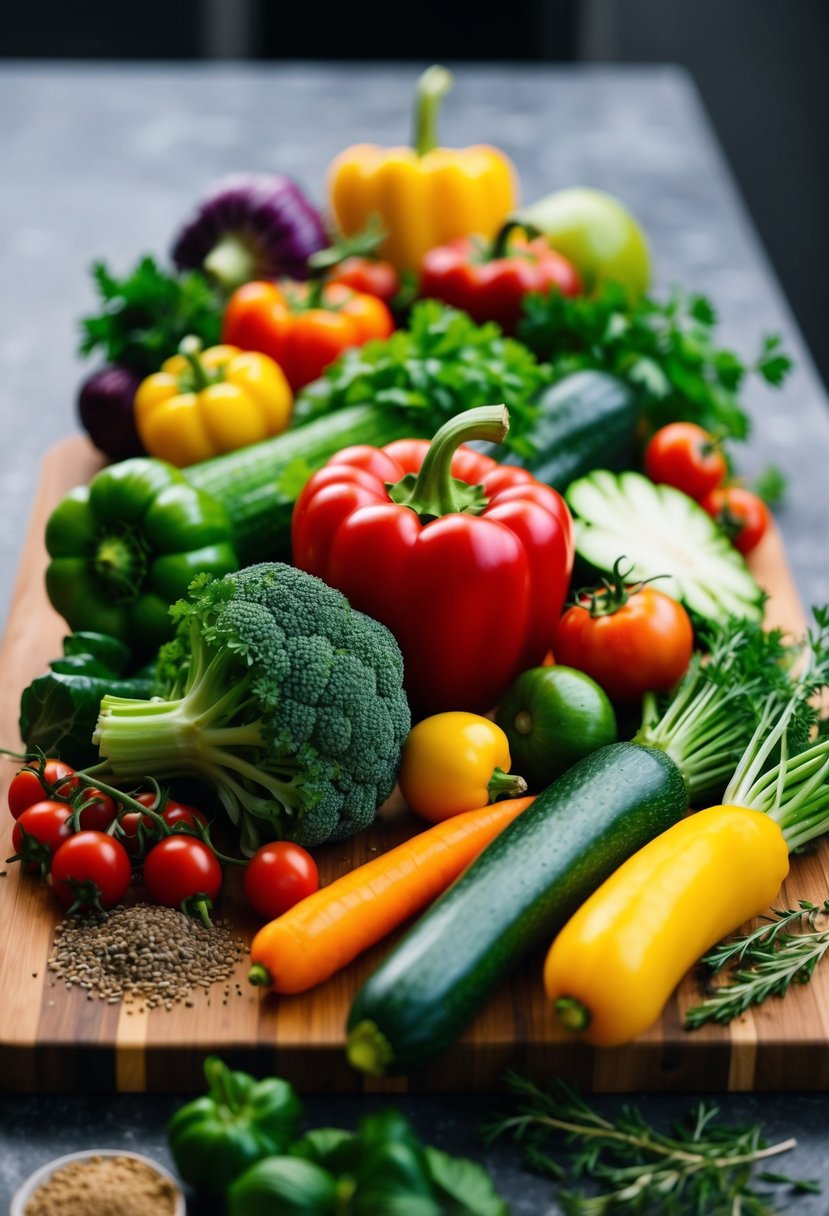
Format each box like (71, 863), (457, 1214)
(644, 422), (770, 556)
(6, 758), (319, 925)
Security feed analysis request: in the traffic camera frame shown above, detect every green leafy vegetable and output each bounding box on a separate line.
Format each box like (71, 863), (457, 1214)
(80, 255), (223, 374)
(295, 299), (549, 454)
(686, 900), (829, 1029)
(487, 1074), (816, 1215)
(517, 282), (793, 440)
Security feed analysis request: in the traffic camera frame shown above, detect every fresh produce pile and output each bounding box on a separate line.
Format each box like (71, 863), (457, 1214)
(11, 62), (829, 1112)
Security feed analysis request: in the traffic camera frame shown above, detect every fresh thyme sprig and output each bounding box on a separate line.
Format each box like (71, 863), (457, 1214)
(686, 900), (829, 1029)
(486, 1074), (817, 1215)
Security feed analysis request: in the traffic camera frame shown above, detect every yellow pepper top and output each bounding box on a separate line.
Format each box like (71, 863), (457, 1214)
(134, 338), (293, 467)
(328, 66), (519, 274)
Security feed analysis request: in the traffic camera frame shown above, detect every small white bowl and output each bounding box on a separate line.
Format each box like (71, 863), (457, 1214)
(11, 1148), (185, 1216)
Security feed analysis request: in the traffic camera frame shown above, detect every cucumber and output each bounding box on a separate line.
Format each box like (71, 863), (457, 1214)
(346, 742), (686, 1076)
(566, 469), (764, 625)
(519, 371), (639, 489)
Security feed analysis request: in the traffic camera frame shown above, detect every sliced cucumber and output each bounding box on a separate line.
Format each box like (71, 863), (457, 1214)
(566, 470), (763, 624)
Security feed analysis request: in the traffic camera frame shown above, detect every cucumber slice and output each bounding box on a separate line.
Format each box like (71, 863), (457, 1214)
(566, 470), (764, 625)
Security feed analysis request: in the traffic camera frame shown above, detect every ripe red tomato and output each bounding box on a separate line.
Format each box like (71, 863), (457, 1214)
(116, 810), (154, 856)
(555, 585), (694, 704)
(50, 831), (132, 910)
(8, 760), (78, 819)
(135, 793), (209, 833)
(143, 837), (222, 909)
(243, 841), (319, 921)
(699, 486), (771, 555)
(76, 789), (117, 832)
(644, 422), (727, 501)
(11, 801), (74, 872)
(329, 256), (400, 304)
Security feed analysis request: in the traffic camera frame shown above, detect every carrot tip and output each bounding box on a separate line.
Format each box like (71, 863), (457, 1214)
(248, 963), (273, 989)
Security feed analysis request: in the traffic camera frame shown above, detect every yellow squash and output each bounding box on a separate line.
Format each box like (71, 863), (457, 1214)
(328, 66), (517, 273)
(134, 337), (292, 467)
(543, 805), (790, 1047)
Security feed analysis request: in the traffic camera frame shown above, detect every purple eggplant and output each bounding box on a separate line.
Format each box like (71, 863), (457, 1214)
(77, 364), (145, 461)
(171, 174), (329, 291)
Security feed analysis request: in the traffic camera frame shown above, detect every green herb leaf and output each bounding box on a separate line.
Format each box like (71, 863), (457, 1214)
(753, 465), (788, 506)
(517, 283), (793, 441)
(79, 255), (223, 375)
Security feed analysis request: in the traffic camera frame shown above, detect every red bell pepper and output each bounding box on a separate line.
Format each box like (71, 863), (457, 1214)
(292, 405), (574, 716)
(419, 220), (582, 334)
(222, 278), (394, 392)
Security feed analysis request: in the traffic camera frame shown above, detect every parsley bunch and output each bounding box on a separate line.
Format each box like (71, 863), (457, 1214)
(296, 299), (549, 453)
(518, 283), (792, 440)
(80, 255), (223, 375)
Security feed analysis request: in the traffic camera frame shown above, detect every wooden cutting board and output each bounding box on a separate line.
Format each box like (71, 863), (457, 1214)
(1, 436), (827, 1095)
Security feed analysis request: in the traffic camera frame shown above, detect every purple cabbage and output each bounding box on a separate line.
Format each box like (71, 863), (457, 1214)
(77, 364), (145, 461)
(171, 174), (329, 291)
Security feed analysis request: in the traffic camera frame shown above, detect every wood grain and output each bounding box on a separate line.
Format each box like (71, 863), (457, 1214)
(1, 435), (827, 1094)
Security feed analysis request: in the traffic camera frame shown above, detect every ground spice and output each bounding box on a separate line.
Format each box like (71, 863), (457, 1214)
(23, 1154), (178, 1216)
(46, 903), (246, 1010)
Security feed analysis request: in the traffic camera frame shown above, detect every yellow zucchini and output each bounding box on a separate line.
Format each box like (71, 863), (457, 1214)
(543, 805), (790, 1047)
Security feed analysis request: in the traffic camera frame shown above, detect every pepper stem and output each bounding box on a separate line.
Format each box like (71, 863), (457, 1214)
(203, 234), (258, 291)
(555, 995), (592, 1033)
(487, 767), (528, 802)
(178, 336), (212, 391)
(413, 65), (453, 156)
(489, 219), (541, 261)
(248, 962), (273, 989)
(387, 405), (509, 521)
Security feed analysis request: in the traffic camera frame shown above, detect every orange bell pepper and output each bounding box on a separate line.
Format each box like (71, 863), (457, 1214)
(222, 279), (393, 392)
(328, 65), (518, 273)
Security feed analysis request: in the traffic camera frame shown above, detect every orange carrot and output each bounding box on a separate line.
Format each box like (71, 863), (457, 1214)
(247, 796), (535, 994)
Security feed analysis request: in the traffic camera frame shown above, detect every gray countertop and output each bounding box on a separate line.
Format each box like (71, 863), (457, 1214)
(1, 62), (828, 1214)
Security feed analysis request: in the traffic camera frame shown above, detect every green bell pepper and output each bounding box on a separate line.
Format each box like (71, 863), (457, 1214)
(166, 1055), (303, 1198)
(44, 457), (237, 650)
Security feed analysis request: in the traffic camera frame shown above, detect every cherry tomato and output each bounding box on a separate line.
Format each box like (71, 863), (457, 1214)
(328, 256), (400, 304)
(8, 760), (78, 819)
(555, 584), (694, 704)
(76, 789), (117, 832)
(50, 831), (132, 910)
(135, 793), (209, 833)
(11, 801), (74, 872)
(644, 422), (727, 501)
(243, 842), (319, 921)
(699, 486), (771, 555)
(116, 810), (154, 856)
(143, 837), (222, 908)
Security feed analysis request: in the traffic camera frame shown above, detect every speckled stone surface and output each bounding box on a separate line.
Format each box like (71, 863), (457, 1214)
(1, 63), (828, 1214)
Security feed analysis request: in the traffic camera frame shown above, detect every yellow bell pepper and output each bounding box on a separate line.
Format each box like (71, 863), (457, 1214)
(328, 66), (518, 274)
(134, 337), (292, 467)
(398, 711), (527, 824)
(543, 805), (790, 1047)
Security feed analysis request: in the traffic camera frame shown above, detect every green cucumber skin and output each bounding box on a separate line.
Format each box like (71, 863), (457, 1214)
(347, 743), (687, 1075)
(185, 404), (413, 564)
(522, 372), (638, 490)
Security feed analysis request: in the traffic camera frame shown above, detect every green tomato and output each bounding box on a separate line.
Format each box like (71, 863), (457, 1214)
(518, 187), (650, 299)
(496, 665), (617, 790)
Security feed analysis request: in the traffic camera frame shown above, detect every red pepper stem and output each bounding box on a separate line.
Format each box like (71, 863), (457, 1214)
(487, 767), (528, 802)
(393, 405), (509, 520)
(412, 65), (453, 156)
(489, 219), (541, 260)
(178, 336), (212, 391)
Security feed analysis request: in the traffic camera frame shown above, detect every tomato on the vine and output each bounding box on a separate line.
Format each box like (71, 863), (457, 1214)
(143, 837), (222, 910)
(8, 760), (77, 819)
(243, 841), (319, 921)
(700, 486), (771, 555)
(10, 801), (74, 873)
(50, 831), (132, 911)
(644, 422), (727, 501)
(554, 563), (694, 704)
(135, 793), (209, 833)
(77, 789), (117, 832)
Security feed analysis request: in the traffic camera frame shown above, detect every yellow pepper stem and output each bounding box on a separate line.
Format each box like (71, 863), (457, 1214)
(555, 996), (592, 1033)
(487, 767), (528, 803)
(178, 335), (214, 391)
(413, 65), (454, 156)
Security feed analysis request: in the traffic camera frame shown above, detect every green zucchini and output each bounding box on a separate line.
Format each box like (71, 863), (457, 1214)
(519, 371), (639, 490)
(346, 743), (686, 1077)
(186, 404), (413, 564)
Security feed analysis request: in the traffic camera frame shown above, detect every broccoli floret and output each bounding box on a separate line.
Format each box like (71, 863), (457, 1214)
(93, 564), (411, 854)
